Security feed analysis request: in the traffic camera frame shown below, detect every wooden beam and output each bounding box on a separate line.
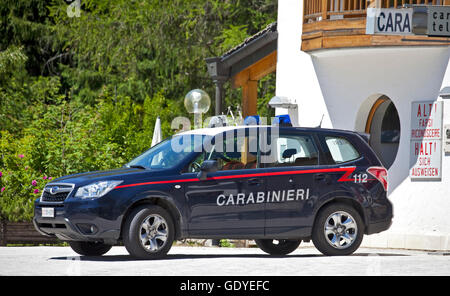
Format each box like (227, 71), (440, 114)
(242, 80), (258, 117)
(232, 51), (277, 88)
(249, 51), (277, 81)
(232, 69), (250, 89)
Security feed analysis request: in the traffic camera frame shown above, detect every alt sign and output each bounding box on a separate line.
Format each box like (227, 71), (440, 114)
(409, 101), (443, 181)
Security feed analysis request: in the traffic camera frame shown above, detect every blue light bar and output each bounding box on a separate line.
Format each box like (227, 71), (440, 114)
(272, 114), (292, 127)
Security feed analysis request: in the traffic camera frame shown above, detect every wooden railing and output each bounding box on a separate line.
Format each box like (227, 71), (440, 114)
(0, 221), (58, 245)
(304, 0), (447, 23)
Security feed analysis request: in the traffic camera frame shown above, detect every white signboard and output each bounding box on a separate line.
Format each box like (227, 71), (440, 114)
(445, 124), (450, 153)
(366, 8), (413, 35)
(410, 101), (443, 180)
(428, 6), (450, 37)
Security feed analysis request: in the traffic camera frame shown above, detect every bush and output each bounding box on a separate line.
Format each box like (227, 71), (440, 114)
(0, 132), (46, 221)
(0, 91), (181, 221)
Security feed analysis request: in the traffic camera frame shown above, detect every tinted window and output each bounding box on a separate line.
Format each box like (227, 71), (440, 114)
(186, 129), (258, 172)
(325, 136), (360, 164)
(126, 135), (204, 169)
(211, 131), (258, 171)
(264, 134), (318, 167)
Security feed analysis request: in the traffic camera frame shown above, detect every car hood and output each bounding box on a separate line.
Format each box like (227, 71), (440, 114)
(48, 167), (175, 187)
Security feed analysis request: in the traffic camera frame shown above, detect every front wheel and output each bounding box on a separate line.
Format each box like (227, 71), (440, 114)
(312, 203), (364, 256)
(255, 239), (301, 256)
(123, 205), (174, 259)
(68, 241), (112, 256)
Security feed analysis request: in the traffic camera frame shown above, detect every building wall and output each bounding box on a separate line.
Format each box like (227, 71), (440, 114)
(275, 0), (331, 128)
(276, 0), (450, 250)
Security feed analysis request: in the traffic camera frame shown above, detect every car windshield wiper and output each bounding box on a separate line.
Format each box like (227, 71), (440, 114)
(127, 165), (148, 170)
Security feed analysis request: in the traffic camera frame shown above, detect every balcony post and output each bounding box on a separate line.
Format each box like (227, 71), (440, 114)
(322, 0), (328, 20)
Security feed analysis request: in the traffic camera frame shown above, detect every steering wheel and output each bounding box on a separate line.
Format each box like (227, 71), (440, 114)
(190, 161), (201, 172)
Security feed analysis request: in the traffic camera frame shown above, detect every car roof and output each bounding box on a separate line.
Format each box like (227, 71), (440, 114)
(176, 125), (359, 137)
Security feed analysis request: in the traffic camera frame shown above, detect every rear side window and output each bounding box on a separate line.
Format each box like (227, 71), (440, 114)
(324, 136), (360, 164)
(263, 134), (319, 167)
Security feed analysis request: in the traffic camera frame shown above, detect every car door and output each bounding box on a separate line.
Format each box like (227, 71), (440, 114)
(261, 128), (320, 238)
(314, 132), (367, 202)
(183, 127), (266, 238)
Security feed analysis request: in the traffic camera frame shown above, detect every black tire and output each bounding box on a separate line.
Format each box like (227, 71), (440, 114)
(255, 239), (301, 256)
(68, 241), (112, 256)
(123, 205), (174, 259)
(312, 203), (364, 256)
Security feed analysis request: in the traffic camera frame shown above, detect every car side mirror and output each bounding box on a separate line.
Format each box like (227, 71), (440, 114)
(197, 160), (218, 181)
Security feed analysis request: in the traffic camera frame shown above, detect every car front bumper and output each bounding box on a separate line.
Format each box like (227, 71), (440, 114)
(34, 200), (121, 245)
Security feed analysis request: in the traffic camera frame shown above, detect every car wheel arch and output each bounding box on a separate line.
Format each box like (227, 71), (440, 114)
(119, 197), (183, 241)
(312, 196), (367, 234)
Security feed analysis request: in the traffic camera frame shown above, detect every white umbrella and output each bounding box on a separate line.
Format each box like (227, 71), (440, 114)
(151, 116), (162, 147)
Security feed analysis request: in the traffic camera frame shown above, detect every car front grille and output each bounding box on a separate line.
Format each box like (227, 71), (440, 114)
(41, 184), (74, 203)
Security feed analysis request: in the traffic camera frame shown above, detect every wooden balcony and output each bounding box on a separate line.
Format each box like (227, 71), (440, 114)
(302, 0), (450, 51)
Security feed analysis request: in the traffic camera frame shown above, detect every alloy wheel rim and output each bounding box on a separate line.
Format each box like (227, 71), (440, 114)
(139, 214), (169, 252)
(324, 211), (357, 249)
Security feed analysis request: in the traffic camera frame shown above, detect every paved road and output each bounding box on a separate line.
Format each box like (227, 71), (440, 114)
(0, 245), (449, 276)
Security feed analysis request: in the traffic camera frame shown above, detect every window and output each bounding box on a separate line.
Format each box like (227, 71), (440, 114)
(324, 136), (360, 164)
(211, 132), (258, 171)
(380, 102), (400, 143)
(263, 134), (318, 167)
(126, 135), (203, 170)
(186, 130), (258, 172)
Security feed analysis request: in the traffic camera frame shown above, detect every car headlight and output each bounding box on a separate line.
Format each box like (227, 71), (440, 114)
(75, 180), (123, 199)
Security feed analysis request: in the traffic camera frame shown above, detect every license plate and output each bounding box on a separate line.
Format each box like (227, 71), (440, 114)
(41, 207), (55, 218)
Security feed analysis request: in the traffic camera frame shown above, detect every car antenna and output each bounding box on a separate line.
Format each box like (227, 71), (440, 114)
(316, 114), (324, 128)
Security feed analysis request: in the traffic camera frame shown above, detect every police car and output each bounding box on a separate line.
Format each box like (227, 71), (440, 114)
(33, 118), (392, 258)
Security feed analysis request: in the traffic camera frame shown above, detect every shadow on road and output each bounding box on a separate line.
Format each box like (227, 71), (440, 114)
(50, 252), (408, 262)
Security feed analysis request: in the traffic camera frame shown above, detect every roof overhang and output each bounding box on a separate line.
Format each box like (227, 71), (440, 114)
(205, 22), (278, 82)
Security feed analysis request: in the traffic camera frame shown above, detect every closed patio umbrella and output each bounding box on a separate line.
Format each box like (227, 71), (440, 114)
(151, 116), (162, 147)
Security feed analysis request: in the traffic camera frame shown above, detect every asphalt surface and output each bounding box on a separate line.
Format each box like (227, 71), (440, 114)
(0, 245), (449, 276)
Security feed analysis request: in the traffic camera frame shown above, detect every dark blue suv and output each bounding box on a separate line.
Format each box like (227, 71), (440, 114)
(33, 126), (392, 258)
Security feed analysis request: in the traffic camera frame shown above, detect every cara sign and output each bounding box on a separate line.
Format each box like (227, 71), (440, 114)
(410, 101), (443, 180)
(366, 8), (413, 35)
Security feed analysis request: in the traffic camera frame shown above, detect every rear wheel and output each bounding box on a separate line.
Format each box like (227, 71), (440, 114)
(123, 205), (174, 259)
(312, 203), (364, 256)
(255, 239), (301, 256)
(68, 241), (112, 256)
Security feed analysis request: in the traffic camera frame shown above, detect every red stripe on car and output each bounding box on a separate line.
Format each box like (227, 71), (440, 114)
(114, 167), (357, 189)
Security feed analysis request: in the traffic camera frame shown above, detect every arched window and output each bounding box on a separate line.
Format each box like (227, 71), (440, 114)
(365, 96), (400, 169)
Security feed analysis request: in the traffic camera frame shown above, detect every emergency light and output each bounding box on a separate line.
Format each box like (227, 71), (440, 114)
(272, 114), (292, 127)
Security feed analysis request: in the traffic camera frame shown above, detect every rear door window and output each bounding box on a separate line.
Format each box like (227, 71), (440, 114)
(262, 133), (319, 167)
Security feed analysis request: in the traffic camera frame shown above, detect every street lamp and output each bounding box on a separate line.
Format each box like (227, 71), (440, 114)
(184, 89), (211, 129)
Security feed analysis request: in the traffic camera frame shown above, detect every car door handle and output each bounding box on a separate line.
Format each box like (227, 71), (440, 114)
(248, 178), (263, 186)
(314, 173), (330, 184)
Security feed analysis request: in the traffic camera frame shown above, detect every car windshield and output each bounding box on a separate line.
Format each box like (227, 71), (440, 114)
(125, 134), (207, 170)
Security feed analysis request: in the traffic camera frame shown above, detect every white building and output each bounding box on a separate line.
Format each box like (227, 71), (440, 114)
(275, 0), (450, 250)
(206, 0), (450, 251)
